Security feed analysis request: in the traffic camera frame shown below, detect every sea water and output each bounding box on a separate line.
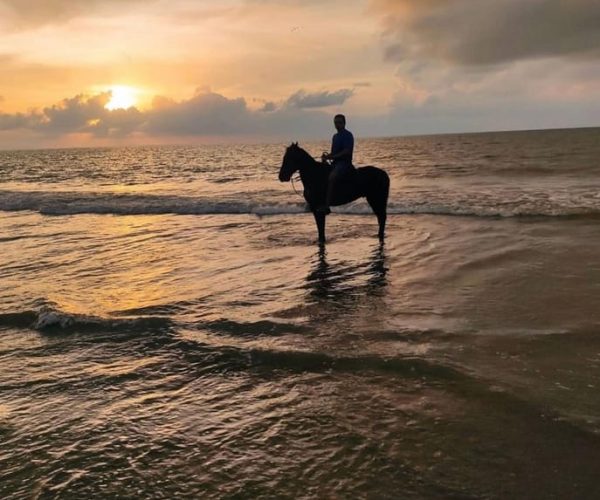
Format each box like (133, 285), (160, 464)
(1, 128), (600, 498)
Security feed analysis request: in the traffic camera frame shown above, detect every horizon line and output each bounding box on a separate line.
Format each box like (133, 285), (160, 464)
(0, 124), (598, 153)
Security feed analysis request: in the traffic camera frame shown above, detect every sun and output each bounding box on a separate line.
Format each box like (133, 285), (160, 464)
(105, 85), (139, 110)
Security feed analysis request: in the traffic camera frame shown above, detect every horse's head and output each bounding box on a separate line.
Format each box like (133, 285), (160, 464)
(279, 142), (303, 182)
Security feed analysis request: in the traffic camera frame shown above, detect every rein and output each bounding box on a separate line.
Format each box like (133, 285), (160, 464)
(291, 174), (303, 197)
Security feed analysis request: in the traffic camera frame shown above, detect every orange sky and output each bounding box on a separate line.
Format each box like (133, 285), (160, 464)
(0, 0), (599, 149)
(0, 1), (386, 112)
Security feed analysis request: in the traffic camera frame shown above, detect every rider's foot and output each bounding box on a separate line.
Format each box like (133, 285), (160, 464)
(316, 206), (331, 215)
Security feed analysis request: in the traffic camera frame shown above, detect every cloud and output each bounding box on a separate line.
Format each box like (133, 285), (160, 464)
(372, 0), (600, 66)
(259, 101), (277, 112)
(0, 112), (34, 131)
(143, 91), (250, 135)
(382, 54), (600, 135)
(0, 0), (152, 27)
(0, 88), (339, 142)
(361, 0), (600, 135)
(89, 108), (145, 138)
(0, 0), (334, 30)
(0, 91), (146, 137)
(141, 89), (343, 137)
(285, 89), (354, 109)
(38, 93), (111, 133)
(2, 76), (598, 148)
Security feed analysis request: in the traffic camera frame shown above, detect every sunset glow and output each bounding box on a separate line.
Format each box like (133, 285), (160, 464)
(1, 1), (600, 497)
(105, 86), (139, 110)
(0, 0), (598, 150)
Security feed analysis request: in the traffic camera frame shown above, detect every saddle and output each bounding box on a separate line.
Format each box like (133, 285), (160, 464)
(335, 164), (357, 185)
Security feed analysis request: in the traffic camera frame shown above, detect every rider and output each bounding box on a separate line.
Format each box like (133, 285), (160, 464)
(318, 114), (354, 214)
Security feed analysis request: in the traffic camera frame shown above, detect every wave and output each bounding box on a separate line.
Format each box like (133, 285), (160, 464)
(0, 190), (307, 216)
(202, 318), (310, 337)
(0, 306), (172, 333)
(2, 189), (600, 218)
(242, 348), (467, 380)
(169, 334), (469, 381)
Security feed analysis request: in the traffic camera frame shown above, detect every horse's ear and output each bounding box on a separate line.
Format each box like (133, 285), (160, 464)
(294, 141), (298, 147)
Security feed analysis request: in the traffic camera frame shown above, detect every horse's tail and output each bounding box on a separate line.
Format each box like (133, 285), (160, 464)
(366, 167), (389, 211)
(367, 167), (389, 240)
(380, 169), (390, 211)
(358, 167), (389, 203)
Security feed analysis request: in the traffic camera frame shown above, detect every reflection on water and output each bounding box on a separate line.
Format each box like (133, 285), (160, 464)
(296, 241), (391, 341)
(3, 205), (600, 497)
(305, 242), (388, 301)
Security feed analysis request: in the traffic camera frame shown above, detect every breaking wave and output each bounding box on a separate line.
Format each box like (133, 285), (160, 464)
(2, 189), (600, 218)
(0, 306), (172, 333)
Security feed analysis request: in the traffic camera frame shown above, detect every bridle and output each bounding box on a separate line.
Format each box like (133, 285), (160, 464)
(285, 153), (326, 198)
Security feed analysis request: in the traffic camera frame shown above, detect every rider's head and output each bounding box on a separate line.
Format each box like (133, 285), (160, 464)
(334, 114), (346, 132)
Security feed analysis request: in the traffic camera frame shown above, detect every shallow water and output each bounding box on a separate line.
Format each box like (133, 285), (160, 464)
(1, 129), (600, 498)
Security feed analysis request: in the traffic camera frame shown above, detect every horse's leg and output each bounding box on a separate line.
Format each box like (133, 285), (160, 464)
(375, 207), (387, 241)
(371, 206), (385, 241)
(312, 210), (326, 243)
(378, 210), (387, 241)
(367, 175), (389, 241)
(365, 195), (387, 240)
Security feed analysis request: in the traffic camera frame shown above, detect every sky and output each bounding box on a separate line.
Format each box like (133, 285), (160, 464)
(0, 0), (599, 149)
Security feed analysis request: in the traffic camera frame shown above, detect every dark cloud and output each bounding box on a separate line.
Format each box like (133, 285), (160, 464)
(0, 89), (338, 140)
(0, 91), (145, 137)
(88, 107), (145, 138)
(285, 89), (354, 109)
(143, 92), (250, 135)
(259, 101), (277, 112)
(0, 112), (34, 131)
(38, 93), (111, 133)
(142, 89), (340, 137)
(1, 82), (599, 147)
(372, 0), (600, 66)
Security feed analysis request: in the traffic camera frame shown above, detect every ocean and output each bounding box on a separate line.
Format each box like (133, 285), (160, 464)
(1, 127), (600, 499)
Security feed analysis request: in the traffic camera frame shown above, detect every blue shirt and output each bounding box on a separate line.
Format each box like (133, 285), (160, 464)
(331, 128), (354, 166)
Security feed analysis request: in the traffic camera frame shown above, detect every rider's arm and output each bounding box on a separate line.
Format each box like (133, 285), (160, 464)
(327, 148), (351, 160)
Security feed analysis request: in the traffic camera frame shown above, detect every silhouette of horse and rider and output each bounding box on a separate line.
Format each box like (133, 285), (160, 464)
(279, 114), (389, 243)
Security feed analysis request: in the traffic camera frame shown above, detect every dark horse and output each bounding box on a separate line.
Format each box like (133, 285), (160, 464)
(279, 143), (390, 243)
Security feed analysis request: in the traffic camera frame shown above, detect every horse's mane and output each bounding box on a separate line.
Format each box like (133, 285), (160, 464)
(288, 143), (317, 165)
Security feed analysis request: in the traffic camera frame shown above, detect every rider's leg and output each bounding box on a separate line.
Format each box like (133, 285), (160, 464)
(324, 169), (338, 210)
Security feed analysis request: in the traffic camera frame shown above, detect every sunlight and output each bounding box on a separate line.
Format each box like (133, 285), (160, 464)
(105, 85), (139, 110)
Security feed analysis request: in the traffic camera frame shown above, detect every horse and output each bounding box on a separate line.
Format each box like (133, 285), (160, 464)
(278, 142), (390, 243)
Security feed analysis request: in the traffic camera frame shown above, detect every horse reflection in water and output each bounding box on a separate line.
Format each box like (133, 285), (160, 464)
(299, 243), (389, 334)
(305, 243), (388, 302)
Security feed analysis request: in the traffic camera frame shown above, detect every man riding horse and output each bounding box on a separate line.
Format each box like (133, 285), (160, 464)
(318, 114), (354, 214)
(278, 115), (389, 243)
